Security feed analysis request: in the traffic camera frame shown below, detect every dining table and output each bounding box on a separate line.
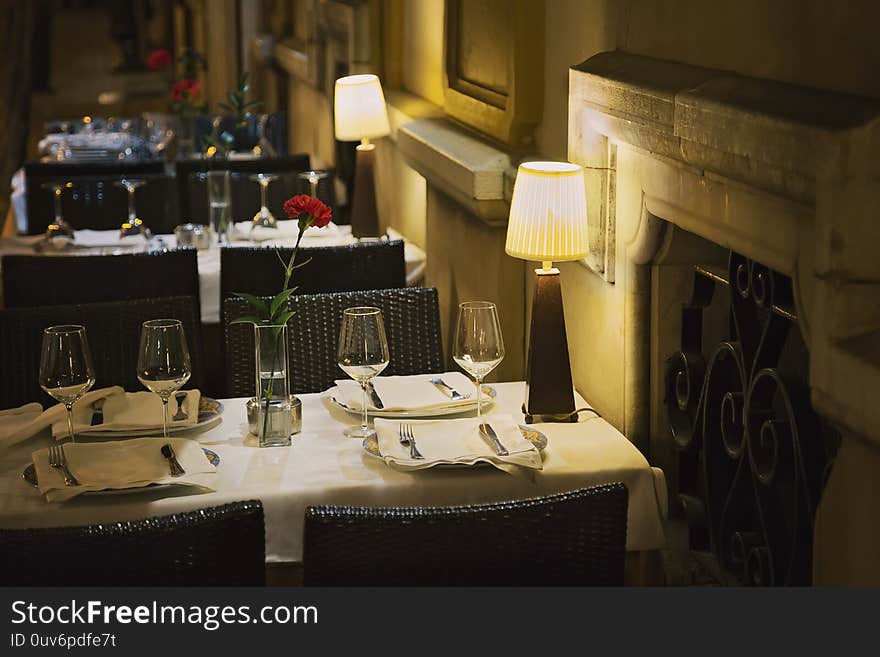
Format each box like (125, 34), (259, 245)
(0, 225), (427, 324)
(0, 382), (668, 574)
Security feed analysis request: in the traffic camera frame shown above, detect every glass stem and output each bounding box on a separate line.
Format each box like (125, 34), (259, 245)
(128, 188), (136, 222)
(476, 377), (483, 420)
(361, 382), (369, 432)
(54, 192), (63, 224)
(66, 403), (75, 443)
(162, 398), (168, 438)
(261, 183), (268, 215)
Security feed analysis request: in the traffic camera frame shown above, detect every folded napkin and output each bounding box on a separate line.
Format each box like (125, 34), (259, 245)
(32, 437), (217, 502)
(334, 372), (480, 413)
(234, 220), (340, 243)
(0, 388), (122, 450)
(51, 389), (201, 437)
(73, 229), (146, 248)
(374, 414), (543, 472)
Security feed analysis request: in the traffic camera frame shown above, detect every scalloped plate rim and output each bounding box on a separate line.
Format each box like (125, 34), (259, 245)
(324, 384), (497, 418)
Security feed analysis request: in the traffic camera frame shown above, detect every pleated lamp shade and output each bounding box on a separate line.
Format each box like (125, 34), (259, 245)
(334, 74), (391, 142)
(505, 161), (588, 262)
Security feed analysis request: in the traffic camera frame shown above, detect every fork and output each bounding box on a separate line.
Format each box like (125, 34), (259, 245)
(429, 377), (471, 401)
(398, 423), (424, 460)
(48, 445), (79, 486)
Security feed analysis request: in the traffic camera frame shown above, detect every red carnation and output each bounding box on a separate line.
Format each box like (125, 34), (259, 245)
(147, 49), (173, 70)
(283, 194), (332, 229)
(170, 78), (200, 102)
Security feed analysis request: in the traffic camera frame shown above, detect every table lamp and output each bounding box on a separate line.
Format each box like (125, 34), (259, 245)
(506, 161), (588, 423)
(334, 74), (391, 238)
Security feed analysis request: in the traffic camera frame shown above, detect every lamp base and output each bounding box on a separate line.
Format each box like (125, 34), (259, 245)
(523, 268), (578, 423)
(350, 143), (380, 238)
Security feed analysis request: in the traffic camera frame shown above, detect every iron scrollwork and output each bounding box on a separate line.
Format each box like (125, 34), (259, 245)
(666, 253), (836, 585)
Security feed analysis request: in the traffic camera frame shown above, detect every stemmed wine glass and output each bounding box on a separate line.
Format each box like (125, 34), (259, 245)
(453, 301), (505, 420)
(40, 182), (74, 241)
(114, 178), (149, 238)
(250, 173), (279, 231)
(137, 319), (192, 438)
(337, 307), (390, 439)
(39, 325), (96, 443)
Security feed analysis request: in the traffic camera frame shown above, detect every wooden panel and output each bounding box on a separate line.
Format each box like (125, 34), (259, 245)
(444, 0), (544, 147)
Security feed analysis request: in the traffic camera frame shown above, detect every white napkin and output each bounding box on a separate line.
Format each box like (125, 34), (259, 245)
(0, 403), (44, 449)
(374, 414), (543, 472)
(233, 220), (340, 243)
(51, 389), (201, 437)
(32, 437), (217, 502)
(0, 388), (122, 449)
(333, 372), (480, 412)
(73, 229), (146, 248)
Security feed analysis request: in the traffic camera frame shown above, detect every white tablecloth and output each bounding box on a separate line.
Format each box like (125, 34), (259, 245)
(0, 382), (667, 562)
(0, 227), (427, 324)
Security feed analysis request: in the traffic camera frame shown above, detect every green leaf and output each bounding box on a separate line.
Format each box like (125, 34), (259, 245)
(229, 315), (265, 325)
(233, 292), (269, 318)
(273, 309), (296, 327)
(269, 287), (296, 318)
(291, 255), (313, 271)
(217, 102), (234, 113)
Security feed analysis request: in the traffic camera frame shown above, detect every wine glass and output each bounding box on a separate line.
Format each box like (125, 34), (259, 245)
(453, 301), (505, 420)
(337, 307), (390, 439)
(114, 178), (149, 238)
(137, 319), (192, 438)
(39, 325), (96, 443)
(40, 182), (74, 238)
(250, 173), (279, 231)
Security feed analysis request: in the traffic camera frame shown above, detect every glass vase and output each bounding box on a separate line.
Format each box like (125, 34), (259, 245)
(176, 115), (196, 159)
(254, 323), (291, 447)
(207, 170), (232, 244)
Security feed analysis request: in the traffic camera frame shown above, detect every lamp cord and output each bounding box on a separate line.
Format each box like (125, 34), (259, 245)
(573, 407), (603, 421)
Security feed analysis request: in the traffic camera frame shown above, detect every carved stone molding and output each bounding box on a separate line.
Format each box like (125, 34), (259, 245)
(569, 50), (880, 448)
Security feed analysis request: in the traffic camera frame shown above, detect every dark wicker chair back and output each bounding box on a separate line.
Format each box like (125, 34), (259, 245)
(24, 160), (175, 235)
(0, 501), (265, 586)
(27, 173), (180, 235)
(1, 249), (200, 309)
(303, 484), (629, 586)
(224, 287), (442, 396)
(0, 295), (204, 408)
(220, 240), (406, 301)
(175, 154), (310, 226)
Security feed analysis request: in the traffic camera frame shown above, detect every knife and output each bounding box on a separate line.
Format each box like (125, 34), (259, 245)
(161, 444), (186, 476)
(367, 382), (385, 409)
(89, 398), (105, 426)
(479, 423), (509, 456)
(429, 377), (467, 401)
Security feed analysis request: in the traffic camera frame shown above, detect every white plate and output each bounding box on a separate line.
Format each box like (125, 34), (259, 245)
(75, 398), (223, 439)
(323, 385), (496, 418)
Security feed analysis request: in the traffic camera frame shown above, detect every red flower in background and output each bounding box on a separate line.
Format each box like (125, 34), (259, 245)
(147, 49), (172, 70)
(283, 194), (333, 228)
(170, 78), (200, 102)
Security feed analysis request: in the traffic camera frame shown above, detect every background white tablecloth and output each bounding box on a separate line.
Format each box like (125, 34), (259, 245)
(0, 227), (426, 324)
(0, 382), (667, 562)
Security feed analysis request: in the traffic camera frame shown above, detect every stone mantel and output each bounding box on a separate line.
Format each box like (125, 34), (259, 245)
(397, 118), (514, 224)
(570, 50), (880, 451)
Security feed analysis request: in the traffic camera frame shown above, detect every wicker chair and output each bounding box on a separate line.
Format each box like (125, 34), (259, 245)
(175, 154), (310, 227)
(1, 249), (200, 310)
(303, 484), (629, 586)
(0, 501), (266, 586)
(0, 295), (204, 409)
(224, 287), (442, 396)
(220, 239), (405, 299)
(24, 161), (176, 235)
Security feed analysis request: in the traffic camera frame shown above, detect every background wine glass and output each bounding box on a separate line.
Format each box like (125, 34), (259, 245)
(137, 319), (192, 438)
(39, 325), (96, 442)
(249, 173), (279, 231)
(453, 301), (505, 420)
(337, 307), (390, 439)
